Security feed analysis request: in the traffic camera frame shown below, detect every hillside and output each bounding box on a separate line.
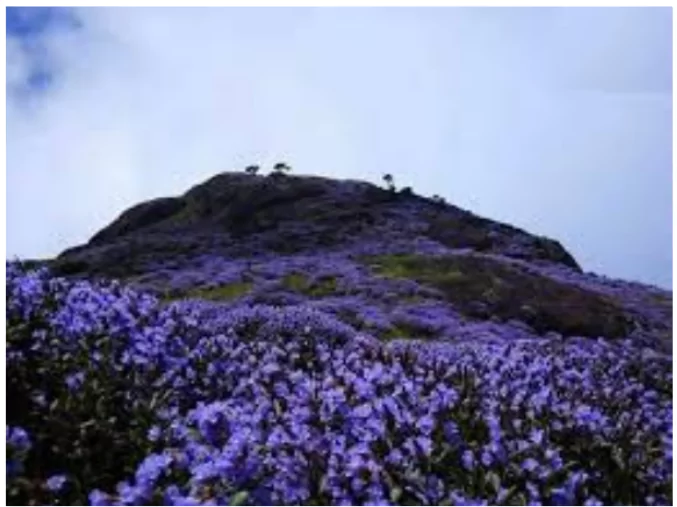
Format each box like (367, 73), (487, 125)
(49, 171), (671, 351)
(7, 170), (672, 506)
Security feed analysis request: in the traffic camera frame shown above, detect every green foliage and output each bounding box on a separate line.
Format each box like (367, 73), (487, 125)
(230, 491), (250, 506)
(366, 254), (464, 284)
(379, 319), (441, 342)
(167, 282), (253, 302)
(7, 323), (163, 505)
(282, 273), (308, 292)
(380, 324), (428, 342)
(282, 273), (337, 297)
(381, 326), (409, 341)
(361, 253), (633, 339)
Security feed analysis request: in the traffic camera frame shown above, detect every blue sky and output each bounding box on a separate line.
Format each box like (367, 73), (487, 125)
(6, 7), (673, 289)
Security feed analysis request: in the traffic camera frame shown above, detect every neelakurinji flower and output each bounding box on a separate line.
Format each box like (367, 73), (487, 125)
(5, 261), (673, 506)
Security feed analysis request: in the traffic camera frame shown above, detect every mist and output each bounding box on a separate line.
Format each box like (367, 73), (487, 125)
(6, 7), (672, 288)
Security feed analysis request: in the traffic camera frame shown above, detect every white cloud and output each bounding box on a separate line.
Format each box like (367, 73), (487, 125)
(6, 7), (672, 288)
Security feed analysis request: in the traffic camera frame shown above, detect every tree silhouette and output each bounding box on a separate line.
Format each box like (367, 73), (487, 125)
(382, 173), (395, 192)
(273, 162), (291, 174)
(245, 165), (260, 175)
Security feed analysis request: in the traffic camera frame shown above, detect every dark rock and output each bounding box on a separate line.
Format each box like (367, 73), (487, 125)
(50, 258), (91, 276)
(88, 198), (186, 246)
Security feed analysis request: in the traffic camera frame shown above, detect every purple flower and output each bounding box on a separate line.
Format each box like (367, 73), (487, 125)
(89, 489), (111, 506)
(550, 487), (573, 505)
(117, 481), (148, 504)
(462, 450), (475, 470)
(522, 458), (539, 472)
(147, 425), (161, 442)
(164, 484), (201, 506)
(7, 426), (31, 453)
(529, 428), (545, 445)
(135, 453), (172, 487)
(46, 474), (67, 492)
(443, 421), (462, 445)
(353, 403), (374, 419)
(65, 371), (86, 391)
(191, 460), (220, 483)
(526, 481), (541, 504)
(480, 449), (493, 467)
(415, 414), (435, 436)
(449, 490), (488, 506)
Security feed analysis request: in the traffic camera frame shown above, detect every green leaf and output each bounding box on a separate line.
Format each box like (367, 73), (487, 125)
(80, 419), (97, 430)
(510, 492), (528, 506)
(485, 471), (501, 494)
(318, 474), (329, 493)
(612, 448), (625, 471)
(390, 486), (403, 504)
(230, 491), (249, 506)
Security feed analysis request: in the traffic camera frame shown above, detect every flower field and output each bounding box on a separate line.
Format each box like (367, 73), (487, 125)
(6, 257), (672, 505)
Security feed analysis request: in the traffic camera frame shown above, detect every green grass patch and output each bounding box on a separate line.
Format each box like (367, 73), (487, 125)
(378, 323), (433, 342)
(364, 254), (465, 284)
(164, 281), (253, 302)
(282, 273), (337, 297)
(308, 276), (337, 297)
(360, 253), (633, 339)
(381, 326), (410, 341)
(283, 273), (308, 292)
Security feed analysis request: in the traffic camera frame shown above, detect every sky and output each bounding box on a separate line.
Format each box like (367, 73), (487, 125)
(6, 7), (673, 289)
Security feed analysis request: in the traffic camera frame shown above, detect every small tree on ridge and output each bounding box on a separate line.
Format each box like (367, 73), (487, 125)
(382, 173), (395, 192)
(245, 164), (260, 175)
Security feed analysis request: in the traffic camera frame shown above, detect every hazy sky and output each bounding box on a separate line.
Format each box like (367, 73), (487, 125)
(6, 7), (673, 289)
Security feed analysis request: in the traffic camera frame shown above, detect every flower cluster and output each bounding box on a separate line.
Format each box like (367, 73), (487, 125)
(6, 262), (672, 506)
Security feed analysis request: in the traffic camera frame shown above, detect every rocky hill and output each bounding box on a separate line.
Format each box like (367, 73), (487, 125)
(49, 171), (670, 352)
